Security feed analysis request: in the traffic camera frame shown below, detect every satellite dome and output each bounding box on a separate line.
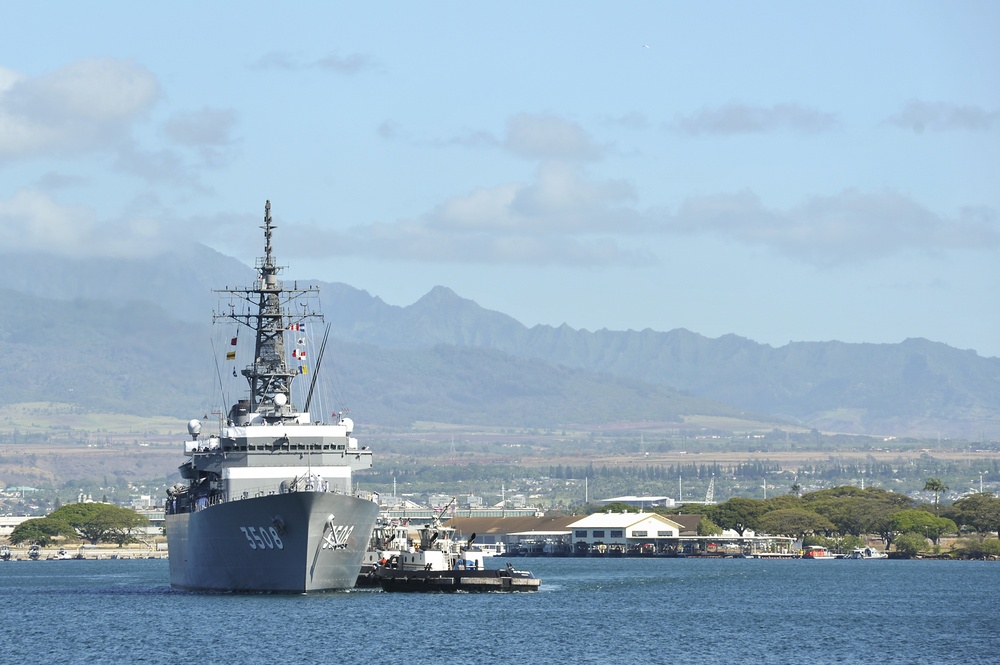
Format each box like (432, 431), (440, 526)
(340, 417), (354, 435)
(274, 393), (287, 406)
(187, 419), (202, 438)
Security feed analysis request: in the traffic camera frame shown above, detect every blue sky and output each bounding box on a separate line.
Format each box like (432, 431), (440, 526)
(2, 2), (998, 357)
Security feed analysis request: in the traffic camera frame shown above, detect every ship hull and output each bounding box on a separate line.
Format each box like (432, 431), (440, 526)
(166, 492), (378, 592)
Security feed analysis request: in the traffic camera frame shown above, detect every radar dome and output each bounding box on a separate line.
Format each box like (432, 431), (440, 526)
(187, 419), (202, 438)
(274, 393), (287, 406)
(340, 417), (354, 435)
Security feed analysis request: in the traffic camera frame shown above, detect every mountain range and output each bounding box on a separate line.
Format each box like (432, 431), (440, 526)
(1, 244), (997, 439)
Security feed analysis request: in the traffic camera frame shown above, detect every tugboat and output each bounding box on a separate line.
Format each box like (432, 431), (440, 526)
(27, 544), (40, 560)
(375, 501), (540, 593)
(164, 201), (379, 592)
(0, 545), (11, 561)
(356, 518), (413, 588)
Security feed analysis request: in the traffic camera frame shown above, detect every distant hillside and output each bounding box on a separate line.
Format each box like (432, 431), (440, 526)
(321, 285), (1000, 438)
(0, 243), (253, 324)
(0, 288), (208, 415)
(0, 286), (737, 428)
(1, 246), (998, 438)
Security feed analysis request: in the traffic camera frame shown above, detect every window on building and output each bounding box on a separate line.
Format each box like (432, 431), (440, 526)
(592, 530), (605, 538)
(610, 530), (623, 538)
(575, 530), (587, 538)
(633, 530), (647, 537)
(658, 530), (673, 537)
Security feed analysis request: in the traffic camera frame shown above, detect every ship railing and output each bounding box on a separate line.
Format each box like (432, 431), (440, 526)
(214, 482), (360, 502)
(178, 480), (372, 510)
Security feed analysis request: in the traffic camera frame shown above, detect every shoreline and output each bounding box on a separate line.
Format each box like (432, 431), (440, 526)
(2, 545), (166, 561)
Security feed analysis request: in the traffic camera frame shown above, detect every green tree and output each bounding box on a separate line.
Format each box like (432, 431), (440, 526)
(889, 509), (957, 546)
(757, 509), (834, 540)
(804, 487), (913, 547)
(923, 478), (948, 512)
(709, 497), (768, 536)
(893, 532), (928, 558)
(9, 517), (76, 546)
(49, 503), (149, 546)
(764, 494), (803, 512)
(696, 516), (723, 536)
(956, 538), (1000, 559)
(945, 494), (1000, 536)
(600, 501), (639, 513)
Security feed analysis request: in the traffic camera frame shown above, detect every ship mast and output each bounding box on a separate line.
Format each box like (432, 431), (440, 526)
(214, 200), (323, 418)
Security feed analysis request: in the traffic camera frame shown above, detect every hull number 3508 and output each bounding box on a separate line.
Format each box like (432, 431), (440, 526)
(239, 526), (284, 550)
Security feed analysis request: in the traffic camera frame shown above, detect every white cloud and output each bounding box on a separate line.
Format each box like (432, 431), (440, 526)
(163, 107), (240, 168)
(112, 145), (206, 189)
(504, 113), (606, 161)
(390, 112), (609, 161)
(0, 59), (160, 159)
(0, 189), (170, 258)
(291, 218), (651, 266)
(265, 163), (650, 266)
(315, 53), (378, 75)
(602, 111), (650, 131)
(164, 107), (237, 146)
(672, 102), (839, 135)
(661, 189), (999, 265)
(251, 51), (378, 75)
(885, 101), (1000, 133)
(424, 162), (638, 235)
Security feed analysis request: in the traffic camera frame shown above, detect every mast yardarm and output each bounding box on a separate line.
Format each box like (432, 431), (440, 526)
(214, 200), (323, 418)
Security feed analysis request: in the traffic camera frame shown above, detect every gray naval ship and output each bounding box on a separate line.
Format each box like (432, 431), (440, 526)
(165, 201), (379, 592)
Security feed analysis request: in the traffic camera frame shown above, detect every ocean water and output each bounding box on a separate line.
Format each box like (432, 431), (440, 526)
(1, 557), (997, 664)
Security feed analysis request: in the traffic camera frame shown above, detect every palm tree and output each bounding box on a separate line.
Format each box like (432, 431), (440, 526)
(924, 478), (948, 512)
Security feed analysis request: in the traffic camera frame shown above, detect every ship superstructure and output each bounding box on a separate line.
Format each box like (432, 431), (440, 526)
(165, 201), (378, 592)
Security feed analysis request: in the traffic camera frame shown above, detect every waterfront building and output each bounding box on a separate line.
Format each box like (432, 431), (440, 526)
(568, 512), (686, 555)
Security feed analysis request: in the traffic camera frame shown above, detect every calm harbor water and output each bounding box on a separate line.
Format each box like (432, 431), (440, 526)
(1, 557), (997, 664)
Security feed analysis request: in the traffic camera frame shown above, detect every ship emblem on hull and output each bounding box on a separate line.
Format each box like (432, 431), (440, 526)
(322, 514), (354, 550)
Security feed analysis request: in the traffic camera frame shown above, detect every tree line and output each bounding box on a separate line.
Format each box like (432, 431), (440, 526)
(667, 483), (1000, 558)
(8, 503), (149, 547)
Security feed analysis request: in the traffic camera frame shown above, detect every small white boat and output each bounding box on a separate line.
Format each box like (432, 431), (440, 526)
(846, 546), (888, 560)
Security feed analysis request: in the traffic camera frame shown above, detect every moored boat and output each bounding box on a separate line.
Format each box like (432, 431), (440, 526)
(356, 518), (413, 587)
(846, 546), (888, 560)
(374, 502), (540, 593)
(164, 201), (379, 593)
(802, 545), (840, 560)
